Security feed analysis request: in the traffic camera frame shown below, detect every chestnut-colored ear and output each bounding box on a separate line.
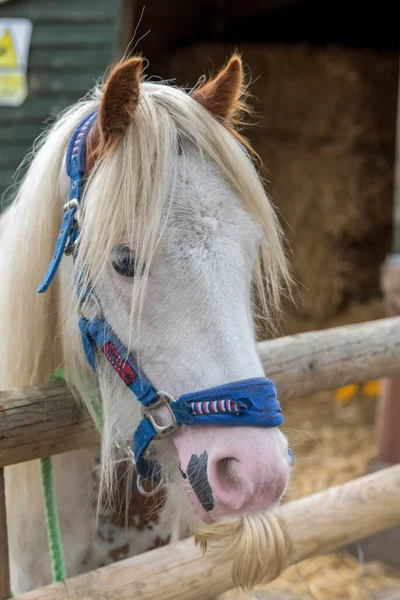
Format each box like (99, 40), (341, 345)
(99, 57), (143, 147)
(191, 55), (244, 121)
(85, 57), (142, 170)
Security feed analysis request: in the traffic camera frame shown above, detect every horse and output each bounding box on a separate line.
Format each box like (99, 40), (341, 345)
(0, 53), (293, 594)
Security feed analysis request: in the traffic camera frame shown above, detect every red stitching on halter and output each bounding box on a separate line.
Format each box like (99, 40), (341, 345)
(101, 341), (136, 386)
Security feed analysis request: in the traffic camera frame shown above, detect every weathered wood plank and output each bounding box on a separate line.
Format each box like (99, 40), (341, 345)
(0, 115), (96, 144)
(0, 0), (121, 20)
(27, 72), (103, 95)
(0, 98), (72, 125)
(1, 9), (113, 21)
(0, 125), (43, 144)
(27, 48), (112, 71)
(0, 383), (99, 467)
(1, 317), (400, 468)
(31, 23), (113, 47)
(1, 74), (102, 109)
(261, 315), (400, 401)
(12, 463), (400, 600)
(0, 468), (10, 600)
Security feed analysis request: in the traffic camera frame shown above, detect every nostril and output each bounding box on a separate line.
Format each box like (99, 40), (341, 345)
(209, 453), (289, 515)
(216, 457), (239, 485)
(210, 457), (246, 511)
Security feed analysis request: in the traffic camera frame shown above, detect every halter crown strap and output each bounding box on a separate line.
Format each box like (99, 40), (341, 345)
(37, 109), (99, 293)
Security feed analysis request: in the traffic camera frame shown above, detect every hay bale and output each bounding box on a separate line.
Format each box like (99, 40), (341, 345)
(281, 298), (386, 336)
(257, 138), (394, 320)
(169, 44), (398, 326)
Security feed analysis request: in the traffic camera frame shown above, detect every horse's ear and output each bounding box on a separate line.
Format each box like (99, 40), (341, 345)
(99, 57), (143, 148)
(191, 55), (244, 121)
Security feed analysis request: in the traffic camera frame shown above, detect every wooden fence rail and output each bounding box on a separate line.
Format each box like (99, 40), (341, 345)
(11, 463), (400, 600)
(1, 316), (400, 468)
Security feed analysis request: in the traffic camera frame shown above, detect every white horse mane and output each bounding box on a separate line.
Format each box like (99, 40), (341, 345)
(0, 71), (292, 587)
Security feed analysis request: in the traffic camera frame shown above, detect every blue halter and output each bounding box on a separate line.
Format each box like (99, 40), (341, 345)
(37, 109), (294, 481)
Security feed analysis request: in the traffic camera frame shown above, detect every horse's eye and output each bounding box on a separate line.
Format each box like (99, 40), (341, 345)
(112, 245), (136, 277)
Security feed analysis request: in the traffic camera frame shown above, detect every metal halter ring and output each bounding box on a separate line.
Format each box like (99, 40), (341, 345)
(125, 445), (164, 497)
(63, 198), (80, 222)
(136, 473), (164, 497)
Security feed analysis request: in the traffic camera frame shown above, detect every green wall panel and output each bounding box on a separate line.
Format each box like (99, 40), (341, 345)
(0, 0), (126, 209)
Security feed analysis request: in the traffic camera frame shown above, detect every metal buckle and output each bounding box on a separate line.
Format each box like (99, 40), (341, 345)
(141, 391), (181, 439)
(63, 198), (80, 223)
(63, 199), (80, 256)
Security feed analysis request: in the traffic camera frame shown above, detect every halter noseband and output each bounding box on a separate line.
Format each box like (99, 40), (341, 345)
(37, 109), (294, 482)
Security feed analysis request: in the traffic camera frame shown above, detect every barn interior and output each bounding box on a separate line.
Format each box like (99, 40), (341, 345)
(134, 0), (399, 336)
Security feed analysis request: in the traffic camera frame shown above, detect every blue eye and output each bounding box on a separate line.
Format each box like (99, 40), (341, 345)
(112, 245), (136, 277)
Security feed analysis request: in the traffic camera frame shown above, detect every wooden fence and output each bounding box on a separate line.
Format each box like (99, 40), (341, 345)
(1, 316), (400, 599)
(11, 463), (400, 600)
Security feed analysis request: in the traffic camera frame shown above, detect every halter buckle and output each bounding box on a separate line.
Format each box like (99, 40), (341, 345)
(141, 391), (181, 439)
(63, 199), (80, 256)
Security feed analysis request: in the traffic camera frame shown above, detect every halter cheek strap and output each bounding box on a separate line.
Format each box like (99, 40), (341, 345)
(37, 110), (294, 482)
(37, 109), (99, 293)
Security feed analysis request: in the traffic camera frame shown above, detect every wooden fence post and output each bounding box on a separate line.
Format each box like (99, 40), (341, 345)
(0, 468), (10, 600)
(377, 59), (400, 464)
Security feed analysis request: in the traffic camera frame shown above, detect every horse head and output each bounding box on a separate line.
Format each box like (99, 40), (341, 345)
(2, 55), (293, 537)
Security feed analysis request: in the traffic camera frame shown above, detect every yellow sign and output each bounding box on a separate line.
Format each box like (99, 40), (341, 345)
(0, 30), (18, 69)
(0, 18), (32, 106)
(0, 72), (23, 94)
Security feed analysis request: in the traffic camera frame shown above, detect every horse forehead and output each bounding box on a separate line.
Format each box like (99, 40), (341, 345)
(168, 152), (261, 241)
